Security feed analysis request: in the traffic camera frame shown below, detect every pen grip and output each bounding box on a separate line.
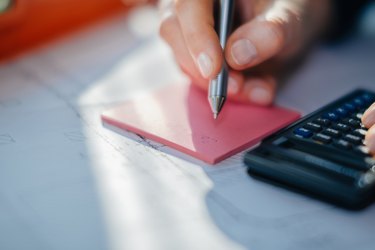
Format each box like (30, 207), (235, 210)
(209, 62), (228, 97)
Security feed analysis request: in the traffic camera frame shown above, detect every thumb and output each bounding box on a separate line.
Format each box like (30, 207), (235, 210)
(225, 0), (306, 70)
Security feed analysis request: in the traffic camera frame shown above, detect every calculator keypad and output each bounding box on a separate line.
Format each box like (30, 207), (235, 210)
(246, 90), (375, 208)
(292, 93), (375, 159)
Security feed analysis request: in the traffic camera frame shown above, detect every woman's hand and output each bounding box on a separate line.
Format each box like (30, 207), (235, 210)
(159, 0), (331, 105)
(362, 103), (375, 155)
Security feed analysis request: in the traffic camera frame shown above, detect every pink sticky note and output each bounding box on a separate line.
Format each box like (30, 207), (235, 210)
(102, 84), (300, 164)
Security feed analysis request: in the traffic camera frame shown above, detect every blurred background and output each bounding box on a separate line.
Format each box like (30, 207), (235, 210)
(1, 0), (375, 61)
(0, 0), (154, 60)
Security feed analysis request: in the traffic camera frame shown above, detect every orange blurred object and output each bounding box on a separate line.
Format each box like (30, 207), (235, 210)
(0, 0), (130, 61)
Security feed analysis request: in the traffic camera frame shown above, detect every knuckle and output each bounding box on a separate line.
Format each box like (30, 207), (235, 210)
(263, 21), (286, 51)
(184, 23), (215, 48)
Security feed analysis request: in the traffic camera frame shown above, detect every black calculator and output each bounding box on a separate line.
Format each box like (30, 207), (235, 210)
(244, 89), (375, 209)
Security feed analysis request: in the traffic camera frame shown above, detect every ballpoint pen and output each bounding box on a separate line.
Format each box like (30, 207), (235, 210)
(208, 0), (234, 119)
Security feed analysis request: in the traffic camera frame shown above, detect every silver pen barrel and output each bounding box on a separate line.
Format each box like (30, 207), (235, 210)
(208, 0), (234, 119)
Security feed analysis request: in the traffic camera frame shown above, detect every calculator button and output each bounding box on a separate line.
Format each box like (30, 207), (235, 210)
(365, 157), (375, 168)
(288, 136), (371, 171)
(343, 134), (362, 145)
(293, 128), (313, 138)
(352, 98), (366, 108)
(333, 140), (352, 150)
(312, 133), (332, 144)
(353, 129), (367, 138)
(332, 123), (350, 132)
(355, 145), (370, 155)
(362, 93), (375, 104)
(323, 128), (341, 138)
(335, 108), (348, 118)
(343, 103), (356, 112)
(343, 118), (361, 128)
(351, 113), (363, 120)
(323, 112), (340, 122)
(303, 122), (322, 132)
(314, 118), (331, 126)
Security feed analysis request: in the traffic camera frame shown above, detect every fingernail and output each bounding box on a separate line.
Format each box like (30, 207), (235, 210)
(362, 104), (375, 128)
(249, 87), (271, 105)
(365, 131), (375, 153)
(228, 77), (239, 94)
(231, 39), (257, 66)
(197, 52), (213, 78)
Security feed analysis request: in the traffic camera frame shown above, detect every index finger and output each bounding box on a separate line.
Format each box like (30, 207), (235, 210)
(175, 0), (223, 80)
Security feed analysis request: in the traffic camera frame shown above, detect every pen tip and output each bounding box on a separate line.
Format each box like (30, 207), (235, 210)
(213, 113), (218, 120)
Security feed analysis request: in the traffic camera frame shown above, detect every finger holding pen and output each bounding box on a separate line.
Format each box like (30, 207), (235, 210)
(161, 0), (237, 94)
(159, 0), (266, 104)
(160, 0), (332, 107)
(164, 0), (223, 80)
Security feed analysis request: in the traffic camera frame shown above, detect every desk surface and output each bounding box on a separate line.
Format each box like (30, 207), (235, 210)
(1, 7), (375, 250)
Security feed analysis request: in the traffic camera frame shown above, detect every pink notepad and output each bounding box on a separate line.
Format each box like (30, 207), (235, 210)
(102, 84), (300, 164)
